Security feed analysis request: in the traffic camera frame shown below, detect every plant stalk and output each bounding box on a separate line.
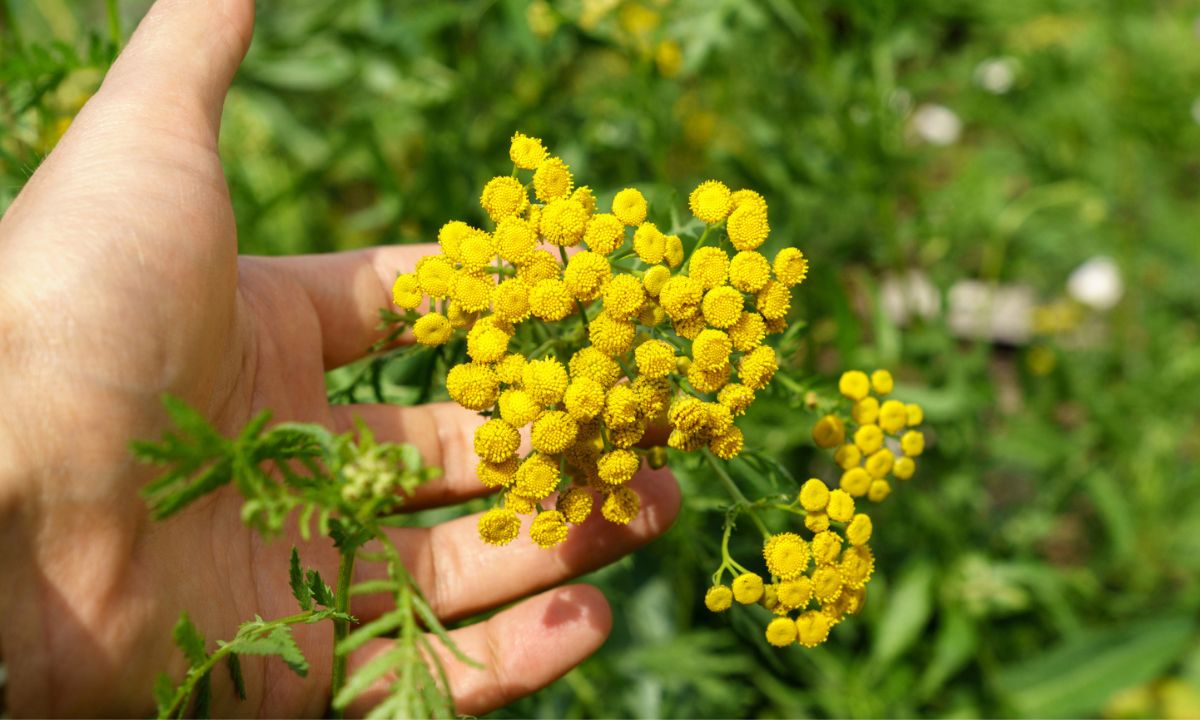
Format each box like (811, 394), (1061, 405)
(329, 548), (357, 717)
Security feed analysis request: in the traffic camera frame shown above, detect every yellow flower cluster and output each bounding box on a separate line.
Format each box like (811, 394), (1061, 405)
(813, 369), (926, 502)
(702, 368), (928, 648)
(390, 132), (807, 550)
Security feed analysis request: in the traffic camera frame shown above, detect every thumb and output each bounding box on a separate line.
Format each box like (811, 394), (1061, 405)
(89, 0), (255, 141)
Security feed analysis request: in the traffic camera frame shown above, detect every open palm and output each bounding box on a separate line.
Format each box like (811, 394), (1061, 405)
(0, 0), (679, 715)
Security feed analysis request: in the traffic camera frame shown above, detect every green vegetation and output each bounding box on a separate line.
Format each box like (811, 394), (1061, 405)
(4, 1), (1200, 717)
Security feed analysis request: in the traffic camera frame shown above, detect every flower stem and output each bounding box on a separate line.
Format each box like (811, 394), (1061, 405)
(329, 548), (357, 717)
(702, 449), (770, 538)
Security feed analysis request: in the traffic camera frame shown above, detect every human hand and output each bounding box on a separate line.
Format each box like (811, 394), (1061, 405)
(0, 0), (680, 715)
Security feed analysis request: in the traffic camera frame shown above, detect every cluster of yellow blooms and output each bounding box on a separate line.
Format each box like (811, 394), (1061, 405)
(391, 132), (807, 550)
(703, 369), (926, 648)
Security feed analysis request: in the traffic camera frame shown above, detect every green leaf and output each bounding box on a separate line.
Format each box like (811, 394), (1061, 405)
(411, 593), (483, 670)
(917, 602), (978, 699)
(337, 609), (407, 655)
(226, 653), (246, 701)
(307, 569), (335, 608)
(996, 614), (1197, 718)
(236, 625), (310, 678)
(193, 671), (211, 720)
(152, 673), (175, 715)
(289, 548), (312, 612)
(173, 613), (207, 666)
(869, 561), (934, 673)
(334, 646), (406, 710)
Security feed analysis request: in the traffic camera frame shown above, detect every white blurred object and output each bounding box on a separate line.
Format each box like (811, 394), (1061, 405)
(881, 270), (942, 326)
(1067, 256), (1123, 311)
(912, 104), (962, 146)
(1191, 97), (1200, 125)
(948, 280), (1034, 344)
(974, 57), (1017, 94)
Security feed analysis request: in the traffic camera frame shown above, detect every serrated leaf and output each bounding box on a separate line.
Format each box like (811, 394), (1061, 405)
(153, 673), (176, 714)
(337, 609), (407, 655)
(173, 613), (207, 666)
(193, 671), (211, 719)
(334, 646), (406, 710)
(226, 653), (246, 700)
(289, 548), (312, 611)
(411, 594), (483, 669)
(306, 569), (335, 607)
(235, 625), (310, 677)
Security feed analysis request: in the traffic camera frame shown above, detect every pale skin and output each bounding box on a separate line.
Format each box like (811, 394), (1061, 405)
(0, 0), (680, 715)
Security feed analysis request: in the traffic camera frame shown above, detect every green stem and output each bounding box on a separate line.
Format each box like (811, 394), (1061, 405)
(702, 449), (770, 538)
(330, 548), (357, 716)
(105, 0), (121, 48)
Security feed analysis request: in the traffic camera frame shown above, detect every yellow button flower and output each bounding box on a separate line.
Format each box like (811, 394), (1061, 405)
(812, 566), (844, 603)
(834, 443), (862, 470)
(765, 617), (798, 647)
(474, 418), (520, 463)
(493, 278), (532, 324)
(728, 251), (771, 293)
(905, 403), (924, 426)
(726, 203), (770, 251)
(533, 156), (573, 202)
(563, 377), (606, 421)
(633, 222), (666, 265)
(602, 274), (645, 321)
(597, 448), (640, 487)
(659, 275), (703, 319)
(642, 265), (672, 296)
(583, 213), (626, 255)
(704, 584), (733, 613)
(476, 457), (518, 489)
(732, 572), (765, 604)
(509, 131), (547, 169)
(811, 530), (843, 565)
(852, 396), (880, 425)
(451, 271), (494, 313)
(522, 356), (569, 405)
(563, 251), (612, 301)
(529, 509), (569, 548)
(571, 185), (597, 215)
(466, 321), (510, 364)
(826, 489), (855, 523)
(846, 513), (873, 546)
(838, 370), (871, 401)
(840, 545), (874, 588)
(603, 384), (640, 429)
(611, 187), (647, 226)
(529, 278), (574, 322)
(664, 234), (684, 268)
(495, 216), (538, 265)
(717, 383), (754, 416)
(437, 220), (474, 261)
(634, 339), (676, 379)
(709, 425), (744, 459)
(795, 611), (832, 648)
(446, 362), (499, 410)
(480, 176), (529, 221)
(690, 247), (730, 289)
(601, 486), (640, 525)
(413, 312), (452, 347)
(477, 507), (521, 546)
(773, 247), (809, 287)
(531, 410), (579, 455)
(415, 255), (455, 298)
(539, 197), (588, 246)
(569, 346), (622, 388)
(901, 430), (925, 457)
(805, 511), (830, 533)
(756, 280), (792, 321)
(868, 479), (892, 502)
(689, 179), (733, 224)
(812, 414), (845, 449)
(516, 249), (561, 285)
(871, 369), (894, 395)
(777, 577), (813, 610)
(701, 286), (745, 329)
(763, 532), (810, 580)
(391, 273), (422, 310)
(693, 329), (733, 370)
(853, 423), (884, 454)
(738, 345), (778, 390)
(557, 487), (594, 525)
(799, 478), (830, 512)
(513, 454), (560, 501)
(495, 353), (526, 385)
(728, 311), (766, 352)
(864, 449), (894, 479)
(688, 361), (730, 394)
(589, 312), (636, 356)
(879, 399), (907, 433)
(840, 466), (871, 497)
(893, 456), (916, 480)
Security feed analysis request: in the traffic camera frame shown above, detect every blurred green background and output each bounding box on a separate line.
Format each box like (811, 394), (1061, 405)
(4, 1), (1200, 717)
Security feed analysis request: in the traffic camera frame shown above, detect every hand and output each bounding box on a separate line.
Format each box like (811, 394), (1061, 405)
(0, 1), (680, 715)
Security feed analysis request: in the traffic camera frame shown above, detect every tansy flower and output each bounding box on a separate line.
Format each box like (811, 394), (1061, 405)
(692, 329), (733, 370)
(446, 362), (499, 410)
(569, 346), (622, 388)
(805, 512), (830, 533)
(529, 510), (569, 548)
(596, 448), (639, 486)
(516, 249), (561, 285)
(778, 577), (813, 610)
(602, 274), (645, 321)
(632, 376), (671, 418)
(458, 229), (495, 272)
(763, 532), (810, 580)
(709, 425), (744, 459)
(690, 247), (730, 289)
(583, 213), (625, 255)
(840, 467), (871, 497)
(509, 131), (548, 169)
(840, 545), (874, 588)
(557, 487), (594, 524)
(852, 397), (880, 425)
(738, 345), (778, 390)
(495, 216), (538, 264)
(846, 514), (873, 546)
(659, 276), (703, 319)
(563, 251), (612, 301)
(531, 410), (578, 454)
(838, 370), (870, 401)
(504, 492), (537, 515)
(868, 479), (891, 502)
(633, 222), (666, 264)
(773, 247), (809, 287)
(451, 271), (494, 313)
(635, 339), (676, 379)
(701, 286), (745, 329)
(799, 479), (830, 512)
(446, 302), (476, 329)
(871, 369), (894, 395)
(589, 312), (636, 356)
(705, 585), (733, 612)
(493, 278), (532, 323)
(795, 611), (832, 648)
(756, 280), (791, 320)
(728, 311), (766, 352)
(730, 188), (767, 213)
(539, 198), (588, 246)
(571, 185), (597, 215)
(879, 399), (907, 433)
(563, 377), (606, 421)
(728, 251), (771, 294)
(812, 415), (845, 448)
(732, 572), (765, 604)
(826, 489), (855, 523)
(835, 444), (862, 470)
(474, 418), (520, 463)
(642, 265), (672, 296)
(853, 424), (884, 454)
(602, 385), (640, 429)
(477, 457), (518, 489)
(478, 508), (521, 545)
(495, 353), (526, 385)
(906, 403), (924, 426)
(688, 361), (730, 394)
(480, 176), (529, 221)
(864, 449), (894, 479)
(416, 255), (455, 298)
(611, 187), (647, 226)
(522, 357), (569, 405)
(673, 312), (706, 340)
(513, 454), (560, 501)
(726, 203), (770, 251)
(392, 274), (422, 310)
(438, 220), (475, 262)
(601, 486), (640, 524)
(533, 157), (573, 202)
(893, 456), (916, 480)
(529, 278), (574, 322)
(609, 421), (647, 449)
(765, 617), (798, 647)
(413, 312), (452, 346)
(664, 234), (684, 268)
(689, 180), (732, 224)
(812, 566), (843, 603)
(718, 383), (754, 416)
(466, 322), (510, 363)
(901, 430), (925, 457)
(811, 531), (843, 565)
